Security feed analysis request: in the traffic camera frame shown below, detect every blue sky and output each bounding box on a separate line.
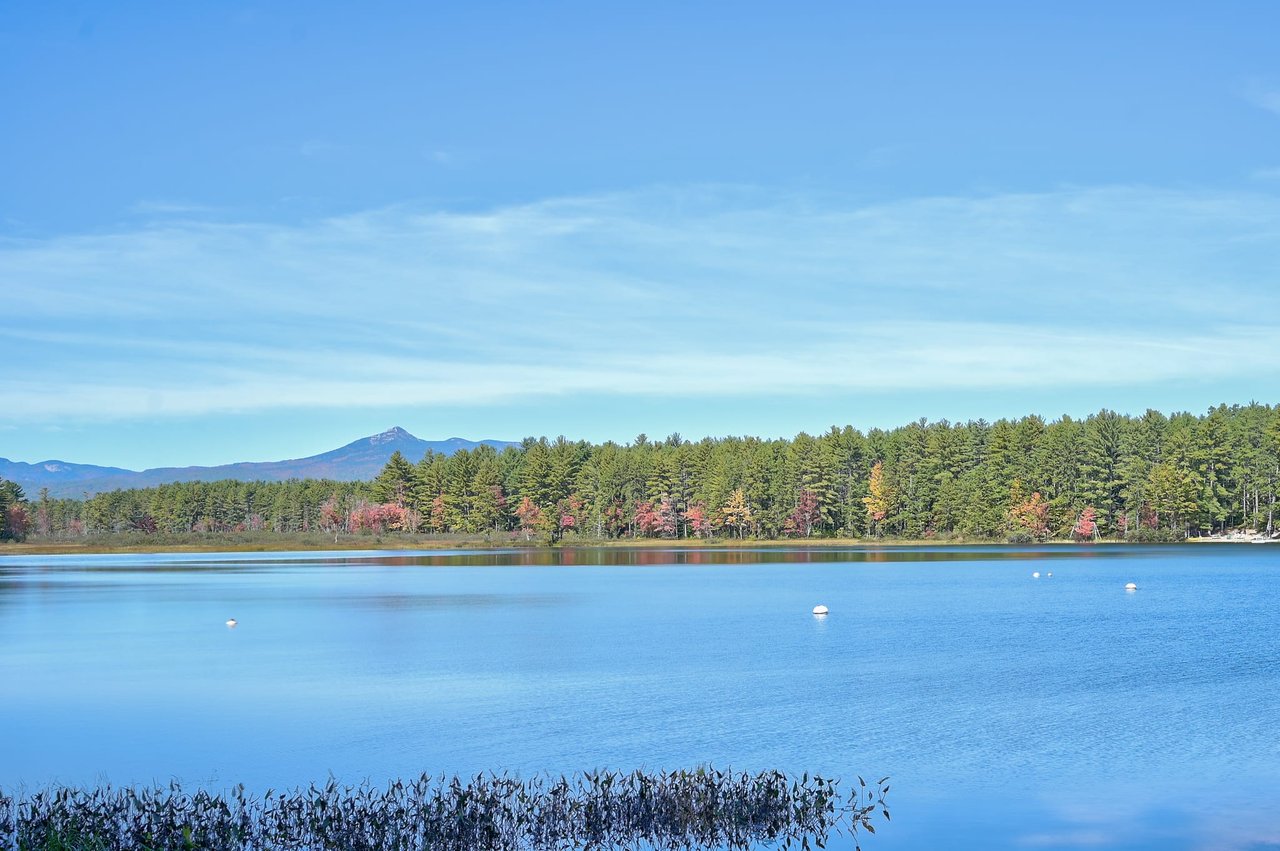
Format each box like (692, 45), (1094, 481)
(3, 2), (1279, 469)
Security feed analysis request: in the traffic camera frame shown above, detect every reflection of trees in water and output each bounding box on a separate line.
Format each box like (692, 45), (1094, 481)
(313, 544), (1130, 571)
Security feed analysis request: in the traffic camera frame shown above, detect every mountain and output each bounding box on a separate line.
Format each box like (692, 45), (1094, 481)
(0, 428), (515, 498)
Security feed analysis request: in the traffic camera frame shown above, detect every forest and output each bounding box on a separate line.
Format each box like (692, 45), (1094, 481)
(3, 403), (1278, 544)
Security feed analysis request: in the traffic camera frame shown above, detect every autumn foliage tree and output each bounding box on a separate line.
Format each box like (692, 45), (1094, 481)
(862, 462), (892, 535)
(656, 496), (679, 538)
(784, 489), (821, 537)
(0, 479), (28, 541)
(558, 495), (584, 534)
(429, 495), (448, 533)
(602, 500), (626, 538)
(719, 489), (753, 538)
(319, 497), (345, 534)
(515, 496), (542, 541)
(3, 503), (29, 541)
(1007, 488), (1050, 541)
(685, 502), (711, 537)
(1072, 506), (1098, 541)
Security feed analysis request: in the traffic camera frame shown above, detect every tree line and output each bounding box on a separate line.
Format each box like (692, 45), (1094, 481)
(3, 402), (1278, 543)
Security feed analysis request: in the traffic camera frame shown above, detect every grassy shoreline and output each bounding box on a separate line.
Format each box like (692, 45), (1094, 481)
(0, 533), (1248, 556)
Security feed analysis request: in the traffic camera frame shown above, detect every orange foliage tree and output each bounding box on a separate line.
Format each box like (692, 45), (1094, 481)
(1007, 489), (1050, 541)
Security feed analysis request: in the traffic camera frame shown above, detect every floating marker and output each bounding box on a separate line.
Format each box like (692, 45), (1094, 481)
(812, 605), (829, 616)
(1032, 571), (1041, 578)
(225, 618), (238, 628)
(1124, 583), (1138, 592)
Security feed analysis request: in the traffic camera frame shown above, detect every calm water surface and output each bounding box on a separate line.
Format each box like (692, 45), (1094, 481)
(2, 545), (1278, 850)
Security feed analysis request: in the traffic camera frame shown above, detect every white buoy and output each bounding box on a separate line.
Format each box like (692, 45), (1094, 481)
(225, 618), (238, 628)
(1032, 571), (1040, 579)
(1046, 572), (1053, 578)
(812, 605), (829, 616)
(1124, 583), (1138, 592)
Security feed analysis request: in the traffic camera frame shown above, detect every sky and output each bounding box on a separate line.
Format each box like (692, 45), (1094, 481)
(2, 1), (1280, 469)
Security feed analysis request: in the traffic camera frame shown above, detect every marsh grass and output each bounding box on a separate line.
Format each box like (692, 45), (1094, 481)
(0, 769), (890, 851)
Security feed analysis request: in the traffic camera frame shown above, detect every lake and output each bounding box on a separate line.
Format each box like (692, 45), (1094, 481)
(1, 545), (1277, 849)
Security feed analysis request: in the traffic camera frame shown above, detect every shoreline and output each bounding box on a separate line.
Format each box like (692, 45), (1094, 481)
(1, 534), (1268, 556)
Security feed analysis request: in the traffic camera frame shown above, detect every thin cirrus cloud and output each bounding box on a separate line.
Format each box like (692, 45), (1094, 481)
(1243, 84), (1280, 115)
(2, 184), (1279, 423)
(2, 325), (1274, 421)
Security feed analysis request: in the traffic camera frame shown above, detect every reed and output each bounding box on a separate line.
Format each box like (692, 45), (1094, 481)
(0, 769), (889, 851)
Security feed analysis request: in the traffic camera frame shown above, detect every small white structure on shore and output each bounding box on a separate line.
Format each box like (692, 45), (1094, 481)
(1124, 583), (1138, 592)
(812, 605), (829, 616)
(1032, 571), (1041, 579)
(225, 618), (238, 628)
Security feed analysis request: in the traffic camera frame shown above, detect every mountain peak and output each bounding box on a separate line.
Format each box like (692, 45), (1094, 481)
(370, 426), (415, 444)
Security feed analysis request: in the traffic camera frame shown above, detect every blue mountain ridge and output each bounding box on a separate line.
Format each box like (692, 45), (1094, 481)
(0, 427), (515, 498)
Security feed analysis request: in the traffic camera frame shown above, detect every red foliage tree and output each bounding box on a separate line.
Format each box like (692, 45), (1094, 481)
(1072, 506), (1098, 541)
(559, 494), (584, 533)
(603, 501), (626, 538)
(786, 489), (821, 537)
(348, 501), (378, 533)
(429, 495), (448, 533)
(685, 502), (711, 538)
(515, 497), (542, 541)
(656, 496), (678, 538)
(633, 501), (662, 537)
(377, 503), (409, 532)
(319, 497), (344, 533)
(346, 502), (408, 534)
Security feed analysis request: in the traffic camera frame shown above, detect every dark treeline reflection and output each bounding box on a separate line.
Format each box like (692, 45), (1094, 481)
(54, 545), (1143, 573)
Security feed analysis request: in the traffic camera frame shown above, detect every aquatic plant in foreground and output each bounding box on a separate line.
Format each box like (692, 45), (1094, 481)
(0, 768), (890, 851)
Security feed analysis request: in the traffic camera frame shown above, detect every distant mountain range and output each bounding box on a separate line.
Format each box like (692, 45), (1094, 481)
(0, 428), (515, 498)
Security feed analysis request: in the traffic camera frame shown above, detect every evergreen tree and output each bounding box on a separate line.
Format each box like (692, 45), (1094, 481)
(372, 451), (415, 507)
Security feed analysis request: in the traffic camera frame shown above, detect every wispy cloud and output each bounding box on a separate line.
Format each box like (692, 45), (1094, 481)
(1031, 777), (1280, 851)
(128, 200), (222, 216)
(1242, 81), (1280, 115)
(3, 185), (1279, 422)
(1249, 92), (1280, 114)
(1017, 829), (1113, 847)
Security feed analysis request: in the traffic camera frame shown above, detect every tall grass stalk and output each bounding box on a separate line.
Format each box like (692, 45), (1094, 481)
(0, 769), (889, 851)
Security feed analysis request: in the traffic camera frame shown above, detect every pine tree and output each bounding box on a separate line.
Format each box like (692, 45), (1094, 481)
(372, 451), (415, 507)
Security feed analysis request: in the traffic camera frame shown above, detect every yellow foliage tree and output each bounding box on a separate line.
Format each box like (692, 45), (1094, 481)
(719, 488), (753, 538)
(863, 461), (892, 532)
